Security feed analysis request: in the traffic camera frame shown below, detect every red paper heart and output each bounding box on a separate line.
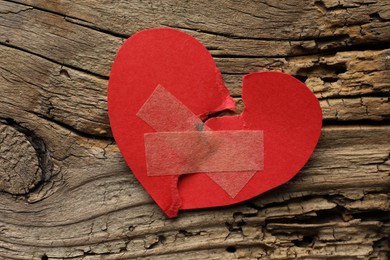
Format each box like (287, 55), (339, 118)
(108, 28), (322, 217)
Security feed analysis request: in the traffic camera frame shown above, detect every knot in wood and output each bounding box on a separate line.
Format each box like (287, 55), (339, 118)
(0, 124), (42, 194)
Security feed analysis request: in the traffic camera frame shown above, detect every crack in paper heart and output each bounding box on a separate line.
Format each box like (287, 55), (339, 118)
(137, 85), (264, 199)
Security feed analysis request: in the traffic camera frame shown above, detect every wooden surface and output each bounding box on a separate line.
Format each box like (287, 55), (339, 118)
(0, 0), (389, 259)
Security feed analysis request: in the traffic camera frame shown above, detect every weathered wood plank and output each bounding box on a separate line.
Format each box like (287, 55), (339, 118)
(13, 0), (390, 42)
(0, 108), (389, 258)
(1, 43), (389, 137)
(0, 0), (389, 259)
(1, 1), (390, 77)
(0, 0), (122, 77)
(0, 44), (110, 137)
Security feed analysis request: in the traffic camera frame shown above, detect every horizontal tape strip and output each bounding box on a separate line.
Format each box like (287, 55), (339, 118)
(144, 130), (264, 176)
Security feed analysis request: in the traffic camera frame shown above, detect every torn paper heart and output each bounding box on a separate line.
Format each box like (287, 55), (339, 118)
(108, 28), (322, 217)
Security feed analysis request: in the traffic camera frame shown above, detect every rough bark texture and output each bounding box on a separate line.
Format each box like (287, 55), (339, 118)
(0, 0), (389, 259)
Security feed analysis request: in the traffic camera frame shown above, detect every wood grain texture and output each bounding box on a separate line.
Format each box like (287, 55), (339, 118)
(0, 0), (389, 259)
